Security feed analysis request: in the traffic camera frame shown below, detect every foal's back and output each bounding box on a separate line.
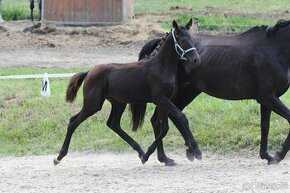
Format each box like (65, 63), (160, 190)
(85, 59), (154, 103)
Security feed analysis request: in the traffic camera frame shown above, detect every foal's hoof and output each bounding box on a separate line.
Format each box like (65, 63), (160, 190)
(53, 158), (61, 166)
(274, 152), (282, 163)
(140, 155), (148, 164)
(186, 149), (195, 161)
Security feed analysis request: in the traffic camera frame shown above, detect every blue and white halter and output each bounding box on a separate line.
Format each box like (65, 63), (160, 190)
(172, 29), (197, 61)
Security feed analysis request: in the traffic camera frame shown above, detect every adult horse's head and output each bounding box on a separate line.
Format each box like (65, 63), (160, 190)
(172, 19), (201, 73)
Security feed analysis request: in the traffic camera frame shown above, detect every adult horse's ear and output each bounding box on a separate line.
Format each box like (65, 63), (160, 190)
(185, 18), (193, 29)
(173, 20), (180, 32)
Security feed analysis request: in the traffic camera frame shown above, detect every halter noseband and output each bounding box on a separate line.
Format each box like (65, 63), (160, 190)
(172, 29), (197, 61)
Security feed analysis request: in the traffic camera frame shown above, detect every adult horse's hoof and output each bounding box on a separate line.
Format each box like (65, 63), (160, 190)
(194, 149), (202, 160)
(195, 153), (202, 160)
(53, 158), (61, 166)
(165, 159), (177, 166)
(186, 149), (195, 161)
(268, 159), (279, 165)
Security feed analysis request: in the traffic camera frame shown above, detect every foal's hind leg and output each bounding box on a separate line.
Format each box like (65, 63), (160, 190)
(54, 89), (105, 165)
(106, 101), (145, 159)
(258, 96), (290, 164)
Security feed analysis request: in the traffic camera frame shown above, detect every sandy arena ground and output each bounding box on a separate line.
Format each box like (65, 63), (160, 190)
(0, 20), (290, 193)
(0, 151), (289, 193)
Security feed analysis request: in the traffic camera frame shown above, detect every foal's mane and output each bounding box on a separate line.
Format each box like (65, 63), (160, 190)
(241, 19), (290, 37)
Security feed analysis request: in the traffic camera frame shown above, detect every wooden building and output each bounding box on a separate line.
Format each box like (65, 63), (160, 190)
(42, 0), (134, 25)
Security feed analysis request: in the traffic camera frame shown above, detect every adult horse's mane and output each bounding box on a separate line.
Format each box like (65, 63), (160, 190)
(144, 31), (170, 59)
(241, 19), (290, 37)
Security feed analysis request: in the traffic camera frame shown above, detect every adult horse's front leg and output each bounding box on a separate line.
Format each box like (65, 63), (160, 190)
(259, 105), (276, 164)
(258, 96), (290, 164)
(141, 97), (201, 164)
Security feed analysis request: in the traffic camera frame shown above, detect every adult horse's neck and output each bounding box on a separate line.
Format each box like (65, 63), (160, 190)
(155, 33), (180, 73)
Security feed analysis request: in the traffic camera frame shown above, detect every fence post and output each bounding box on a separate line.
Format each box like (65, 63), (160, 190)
(0, 0), (3, 23)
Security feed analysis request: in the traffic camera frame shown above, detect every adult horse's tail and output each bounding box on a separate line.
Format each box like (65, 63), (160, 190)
(128, 38), (162, 131)
(66, 72), (88, 103)
(129, 104), (147, 131)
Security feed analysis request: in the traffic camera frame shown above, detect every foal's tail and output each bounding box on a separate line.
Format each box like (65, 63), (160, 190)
(129, 103), (147, 131)
(66, 72), (88, 103)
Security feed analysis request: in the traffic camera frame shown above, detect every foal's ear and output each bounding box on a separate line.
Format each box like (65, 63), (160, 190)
(185, 18), (193, 29)
(172, 20), (180, 32)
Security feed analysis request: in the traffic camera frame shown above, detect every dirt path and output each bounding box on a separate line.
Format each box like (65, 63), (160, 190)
(0, 151), (289, 193)
(0, 19), (168, 68)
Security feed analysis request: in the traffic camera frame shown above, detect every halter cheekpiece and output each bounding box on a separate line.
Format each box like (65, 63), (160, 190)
(172, 29), (197, 61)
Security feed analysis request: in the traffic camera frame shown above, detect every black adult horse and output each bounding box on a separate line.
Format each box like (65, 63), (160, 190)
(53, 19), (201, 166)
(137, 19), (290, 165)
(30, 0), (42, 21)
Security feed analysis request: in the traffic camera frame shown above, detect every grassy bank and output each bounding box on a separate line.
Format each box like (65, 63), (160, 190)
(1, 0), (31, 20)
(1, 0), (289, 33)
(0, 67), (289, 156)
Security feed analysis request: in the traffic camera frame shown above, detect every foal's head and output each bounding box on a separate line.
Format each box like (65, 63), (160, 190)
(172, 19), (201, 73)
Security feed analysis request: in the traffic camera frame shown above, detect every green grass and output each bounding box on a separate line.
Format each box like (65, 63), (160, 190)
(161, 13), (276, 32)
(0, 1), (289, 156)
(1, 0), (32, 20)
(135, 0), (289, 33)
(0, 67), (90, 76)
(0, 67), (289, 156)
(1, 0), (288, 34)
(134, 0), (290, 15)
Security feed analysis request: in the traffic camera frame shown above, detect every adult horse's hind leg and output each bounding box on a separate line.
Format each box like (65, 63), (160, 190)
(151, 109), (176, 166)
(54, 89), (105, 165)
(141, 96), (201, 164)
(151, 88), (202, 163)
(141, 107), (170, 164)
(259, 105), (275, 164)
(258, 96), (290, 164)
(106, 101), (145, 160)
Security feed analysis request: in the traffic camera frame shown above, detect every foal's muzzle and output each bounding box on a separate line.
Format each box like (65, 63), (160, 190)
(172, 29), (197, 61)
